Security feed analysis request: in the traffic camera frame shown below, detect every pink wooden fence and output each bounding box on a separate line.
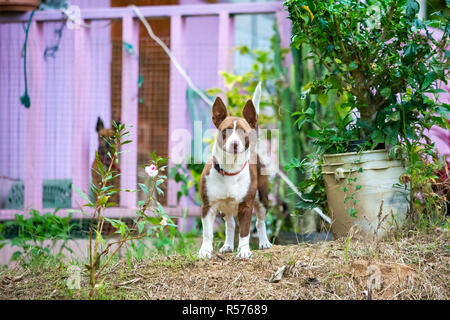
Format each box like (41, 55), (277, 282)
(0, 2), (288, 221)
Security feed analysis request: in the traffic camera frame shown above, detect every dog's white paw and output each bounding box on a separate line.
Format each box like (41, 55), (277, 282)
(236, 246), (253, 259)
(259, 240), (273, 250)
(198, 246), (212, 259)
(219, 244), (234, 253)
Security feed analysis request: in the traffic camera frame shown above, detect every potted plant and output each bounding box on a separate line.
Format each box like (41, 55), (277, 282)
(285, 0), (449, 238)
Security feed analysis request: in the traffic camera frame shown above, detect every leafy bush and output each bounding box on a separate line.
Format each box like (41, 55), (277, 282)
(285, 0), (449, 223)
(0, 209), (72, 267)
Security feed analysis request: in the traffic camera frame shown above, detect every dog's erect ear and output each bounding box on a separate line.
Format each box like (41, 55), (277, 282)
(242, 99), (257, 129)
(112, 119), (121, 129)
(96, 117), (104, 133)
(212, 97), (228, 128)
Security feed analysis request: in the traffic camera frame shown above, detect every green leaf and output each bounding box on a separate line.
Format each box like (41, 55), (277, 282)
(236, 45), (250, 55)
(138, 183), (149, 197)
(404, 44), (418, 60)
(422, 72), (435, 90)
(145, 216), (160, 225)
(371, 130), (385, 147)
(348, 61), (358, 71)
(386, 111), (400, 122)
(293, 115), (307, 129)
(380, 88), (391, 97)
(406, 0), (419, 17)
(318, 93), (329, 106)
(72, 184), (92, 205)
(11, 251), (22, 261)
(137, 221), (146, 234)
(302, 81), (314, 92)
(346, 207), (358, 218)
(307, 130), (322, 139)
(104, 217), (122, 229)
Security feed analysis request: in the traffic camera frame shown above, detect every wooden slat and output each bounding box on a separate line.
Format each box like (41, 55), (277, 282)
(167, 14), (187, 207)
(276, 8), (290, 50)
(276, 8), (293, 73)
(217, 10), (233, 90)
(24, 21), (45, 211)
(120, 15), (139, 208)
(71, 26), (91, 208)
(0, 2), (283, 23)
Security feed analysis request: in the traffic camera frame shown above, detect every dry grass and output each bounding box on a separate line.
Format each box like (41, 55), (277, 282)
(0, 227), (448, 300)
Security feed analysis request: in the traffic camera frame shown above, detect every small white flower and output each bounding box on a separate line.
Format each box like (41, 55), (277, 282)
(145, 164), (158, 177)
(160, 217), (168, 226)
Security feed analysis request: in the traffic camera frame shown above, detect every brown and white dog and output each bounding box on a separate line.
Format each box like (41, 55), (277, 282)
(198, 86), (272, 259)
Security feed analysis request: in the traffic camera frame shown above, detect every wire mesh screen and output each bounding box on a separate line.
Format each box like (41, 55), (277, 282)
(0, 25), (26, 209)
(138, 37), (171, 205)
(138, 37), (170, 166)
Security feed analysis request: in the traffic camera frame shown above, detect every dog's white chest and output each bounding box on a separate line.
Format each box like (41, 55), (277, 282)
(205, 166), (250, 215)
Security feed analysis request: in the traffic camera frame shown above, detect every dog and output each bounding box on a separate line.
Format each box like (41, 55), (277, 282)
(91, 117), (120, 206)
(198, 86), (272, 259)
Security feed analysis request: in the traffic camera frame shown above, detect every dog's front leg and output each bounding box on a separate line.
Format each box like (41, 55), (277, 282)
(255, 201), (272, 250)
(219, 214), (235, 253)
(236, 202), (253, 259)
(198, 206), (217, 259)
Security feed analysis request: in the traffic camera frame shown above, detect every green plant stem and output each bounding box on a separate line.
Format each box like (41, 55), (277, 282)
(94, 177), (158, 280)
(90, 140), (119, 287)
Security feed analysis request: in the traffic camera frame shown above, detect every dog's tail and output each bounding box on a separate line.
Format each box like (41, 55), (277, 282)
(252, 81), (262, 115)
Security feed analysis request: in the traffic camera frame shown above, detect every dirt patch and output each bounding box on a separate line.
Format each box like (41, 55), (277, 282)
(345, 259), (417, 299)
(0, 229), (448, 300)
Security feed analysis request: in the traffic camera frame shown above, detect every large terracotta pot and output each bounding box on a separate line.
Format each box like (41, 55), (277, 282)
(0, 0), (40, 12)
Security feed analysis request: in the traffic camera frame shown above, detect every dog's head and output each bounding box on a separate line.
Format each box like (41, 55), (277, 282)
(211, 97), (258, 155)
(96, 117), (118, 161)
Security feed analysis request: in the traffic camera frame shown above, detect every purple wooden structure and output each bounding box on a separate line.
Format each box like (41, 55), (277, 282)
(0, 1), (289, 221)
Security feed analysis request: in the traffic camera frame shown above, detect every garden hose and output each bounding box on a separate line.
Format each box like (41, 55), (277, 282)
(20, 9), (36, 109)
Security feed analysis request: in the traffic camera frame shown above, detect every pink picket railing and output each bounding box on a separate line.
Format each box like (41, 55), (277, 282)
(0, 2), (289, 221)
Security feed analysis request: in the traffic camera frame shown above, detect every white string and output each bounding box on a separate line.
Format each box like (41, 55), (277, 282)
(130, 5), (331, 224)
(130, 5), (213, 106)
(276, 170), (332, 224)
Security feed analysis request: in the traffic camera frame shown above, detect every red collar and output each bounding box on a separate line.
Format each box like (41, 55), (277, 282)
(213, 157), (248, 176)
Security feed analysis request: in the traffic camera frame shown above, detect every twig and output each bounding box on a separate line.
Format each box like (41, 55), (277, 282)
(3, 270), (30, 283)
(115, 278), (142, 288)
